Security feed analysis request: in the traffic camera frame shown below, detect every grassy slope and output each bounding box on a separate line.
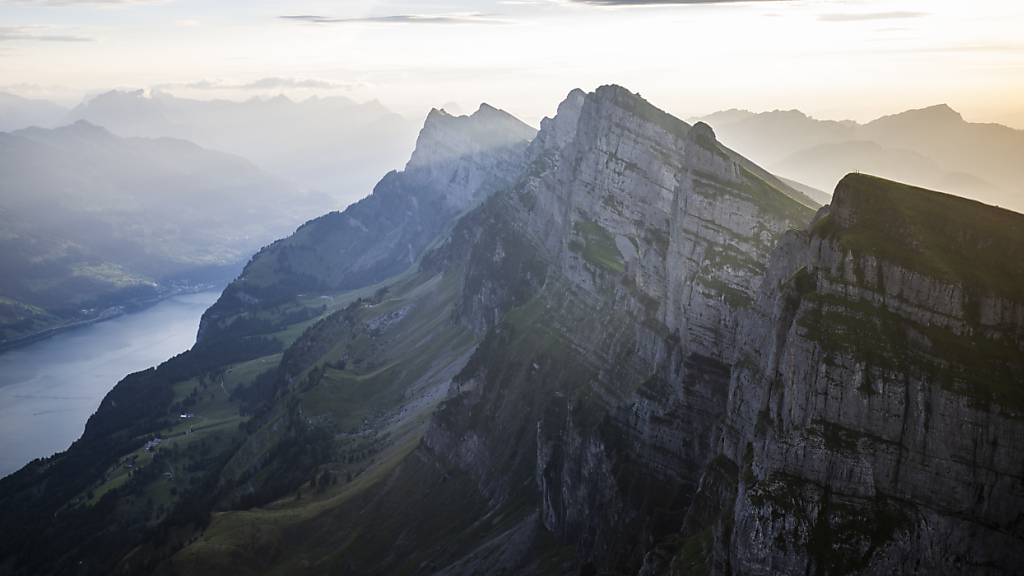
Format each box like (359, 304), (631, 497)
(160, 265), (480, 574)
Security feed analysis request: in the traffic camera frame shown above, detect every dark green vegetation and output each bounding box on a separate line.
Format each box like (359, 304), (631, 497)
(799, 175), (1024, 413)
(798, 290), (1024, 414)
(820, 173), (1024, 301)
(0, 122), (328, 346)
(571, 219), (625, 273)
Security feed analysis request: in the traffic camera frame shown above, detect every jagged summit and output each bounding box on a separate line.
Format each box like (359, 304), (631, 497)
(407, 101), (535, 170)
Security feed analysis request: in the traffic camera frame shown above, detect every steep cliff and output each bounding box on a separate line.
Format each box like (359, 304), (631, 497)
(691, 174), (1024, 575)
(411, 84), (817, 574)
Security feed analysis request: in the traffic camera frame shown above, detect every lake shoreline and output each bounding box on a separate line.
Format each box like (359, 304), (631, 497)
(0, 290), (221, 478)
(0, 283), (226, 355)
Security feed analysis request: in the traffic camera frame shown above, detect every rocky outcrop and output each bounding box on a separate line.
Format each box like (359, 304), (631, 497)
(700, 174), (1024, 575)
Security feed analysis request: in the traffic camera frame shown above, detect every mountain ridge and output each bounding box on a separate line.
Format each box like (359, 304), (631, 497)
(65, 89), (421, 204)
(1, 86), (1022, 576)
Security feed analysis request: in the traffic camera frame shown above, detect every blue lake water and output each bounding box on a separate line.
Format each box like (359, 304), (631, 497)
(0, 291), (219, 478)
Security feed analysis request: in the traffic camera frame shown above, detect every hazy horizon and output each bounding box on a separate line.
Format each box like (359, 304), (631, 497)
(2, 0), (1023, 129)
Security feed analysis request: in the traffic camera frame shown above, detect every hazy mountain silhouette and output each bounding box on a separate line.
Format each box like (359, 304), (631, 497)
(0, 121), (330, 344)
(696, 104), (1024, 213)
(67, 90), (421, 206)
(0, 92), (67, 132)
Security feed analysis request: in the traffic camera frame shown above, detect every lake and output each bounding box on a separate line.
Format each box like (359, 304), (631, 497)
(0, 291), (220, 478)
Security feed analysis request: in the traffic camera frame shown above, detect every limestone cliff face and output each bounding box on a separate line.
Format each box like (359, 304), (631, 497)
(197, 104), (535, 344)
(512, 85), (816, 357)
(421, 85), (817, 572)
(705, 174), (1024, 575)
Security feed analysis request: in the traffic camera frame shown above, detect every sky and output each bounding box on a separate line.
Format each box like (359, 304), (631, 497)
(1, 0), (1023, 127)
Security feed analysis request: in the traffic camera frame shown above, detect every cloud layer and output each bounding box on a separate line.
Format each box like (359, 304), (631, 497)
(2, 0), (156, 5)
(156, 77), (357, 92)
(279, 13), (503, 25)
(570, 0), (788, 5)
(0, 25), (91, 42)
(819, 11), (928, 22)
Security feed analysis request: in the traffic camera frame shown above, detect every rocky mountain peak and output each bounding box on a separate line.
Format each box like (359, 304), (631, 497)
(589, 83), (691, 139)
(534, 88), (586, 150)
(406, 102), (536, 170)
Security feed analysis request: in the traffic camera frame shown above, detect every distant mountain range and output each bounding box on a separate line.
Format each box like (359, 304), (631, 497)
(6, 89), (1021, 213)
(694, 104), (1024, 213)
(0, 121), (329, 345)
(65, 90), (421, 205)
(0, 93), (68, 133)
(0, 89), (427, 345)
(0, 89), (421, 206)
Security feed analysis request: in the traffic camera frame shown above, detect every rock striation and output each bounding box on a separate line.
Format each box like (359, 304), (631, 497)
(414, 84), (819, 573)
(693, 174), (1024, 575)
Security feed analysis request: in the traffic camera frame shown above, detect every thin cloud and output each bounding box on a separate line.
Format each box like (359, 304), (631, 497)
(280, 13), (506, 25)
(159, 77), (359, 91)
(238, 77), (350, 90)
(819, 11), (928, 22)
(0, 26), (92, 42)
(2, 0), (159, 4)
(569, 0), (790, 5)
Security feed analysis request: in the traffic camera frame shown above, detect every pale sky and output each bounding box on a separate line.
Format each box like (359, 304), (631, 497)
(1, 0), (1023, 127)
